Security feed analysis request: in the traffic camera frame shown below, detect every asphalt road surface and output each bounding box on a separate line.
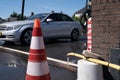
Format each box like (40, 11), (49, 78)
(0, 38), (86, 80)
(2, 39), (86, 61)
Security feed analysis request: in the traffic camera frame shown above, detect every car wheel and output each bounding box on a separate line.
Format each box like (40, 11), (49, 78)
(71, 29), (79, 41)
(20, 29), (32, 45)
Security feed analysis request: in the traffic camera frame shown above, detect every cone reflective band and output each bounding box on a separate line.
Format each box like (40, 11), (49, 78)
(87, 17), (92, 51)
(26, 19), (51, 80)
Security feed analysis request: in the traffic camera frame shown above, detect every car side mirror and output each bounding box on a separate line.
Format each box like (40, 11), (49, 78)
(46, 18), (53, 22)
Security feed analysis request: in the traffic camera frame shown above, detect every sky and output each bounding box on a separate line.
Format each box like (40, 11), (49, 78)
(0, 0), (86, 19)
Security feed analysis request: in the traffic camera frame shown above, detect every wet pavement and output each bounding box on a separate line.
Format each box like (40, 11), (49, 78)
(2, 39), (86, 62)
(0, 38), (87, 80)
(0, 50), (77, 80)
(0, 51), (26, 80)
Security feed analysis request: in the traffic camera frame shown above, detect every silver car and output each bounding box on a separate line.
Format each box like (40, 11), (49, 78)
(0, 12), (83, 45)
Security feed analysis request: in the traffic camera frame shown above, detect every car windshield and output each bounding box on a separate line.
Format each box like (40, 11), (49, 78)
(26, 13), (49, 20)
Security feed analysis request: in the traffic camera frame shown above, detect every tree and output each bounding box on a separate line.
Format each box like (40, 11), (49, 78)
(9, 11), (26, 21)
(10, 11), (18, 17)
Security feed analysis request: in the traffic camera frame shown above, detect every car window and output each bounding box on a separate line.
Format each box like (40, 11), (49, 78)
(26, 13), (49, 20)
(60, 14), (73, 21)
(47, 14), (59, 21)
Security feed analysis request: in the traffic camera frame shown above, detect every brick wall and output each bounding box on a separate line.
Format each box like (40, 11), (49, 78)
(92, 0), (120, 60)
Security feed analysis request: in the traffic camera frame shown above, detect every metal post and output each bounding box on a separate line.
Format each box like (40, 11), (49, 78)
(86, 0), (88, 7)
(21, 0), (25, 20)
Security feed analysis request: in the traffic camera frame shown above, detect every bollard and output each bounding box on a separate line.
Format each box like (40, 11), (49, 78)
(77, 59), (104, 80)
(87, 17), (92, 51)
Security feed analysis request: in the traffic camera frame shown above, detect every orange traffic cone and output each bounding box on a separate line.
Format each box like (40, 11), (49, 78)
(26, 19), (51, 80)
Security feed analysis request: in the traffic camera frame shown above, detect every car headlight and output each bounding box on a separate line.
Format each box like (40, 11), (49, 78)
(6, 25), (21, 31)
(13, 25), (21, 30)
(6, 26), (14, 31)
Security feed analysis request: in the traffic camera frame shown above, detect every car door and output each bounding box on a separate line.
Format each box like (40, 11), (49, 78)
(42, 13), (63, 38)
(58, 14), (75, 37)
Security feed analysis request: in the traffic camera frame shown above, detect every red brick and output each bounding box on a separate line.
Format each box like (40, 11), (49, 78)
(100, 0), (107, 4)
(115, 0), (120, 2)
(99, 21), (109, 27)
(103, 15), (120, 21)
(105, 2), (120, 9)
(92, 36), (105, 43)
(92, 0), (120, 60)
(109, 21), (120, 27)
(104, 36), (119, 44)
(92, 41), (100, 48)
(92, 47), (108, 56)
(110, 9), (120, 15)
(108, 0), (115, 3)
(92, 4), (105, 10)
(92, 0), (97, 5)
(99, 43), (114, 49)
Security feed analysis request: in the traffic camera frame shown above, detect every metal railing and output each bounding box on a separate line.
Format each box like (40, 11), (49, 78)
(67, 51), (120, 71)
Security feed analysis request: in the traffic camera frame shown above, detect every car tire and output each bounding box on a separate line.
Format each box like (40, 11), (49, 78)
(71, 29), (79, 41)
(20, 28), (32, 45)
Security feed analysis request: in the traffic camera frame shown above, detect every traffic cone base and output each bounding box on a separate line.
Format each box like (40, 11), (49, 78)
(26, 73), (51, 80)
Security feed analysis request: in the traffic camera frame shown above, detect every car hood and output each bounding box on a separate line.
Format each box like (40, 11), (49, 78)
(1, 20), (34, 26)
